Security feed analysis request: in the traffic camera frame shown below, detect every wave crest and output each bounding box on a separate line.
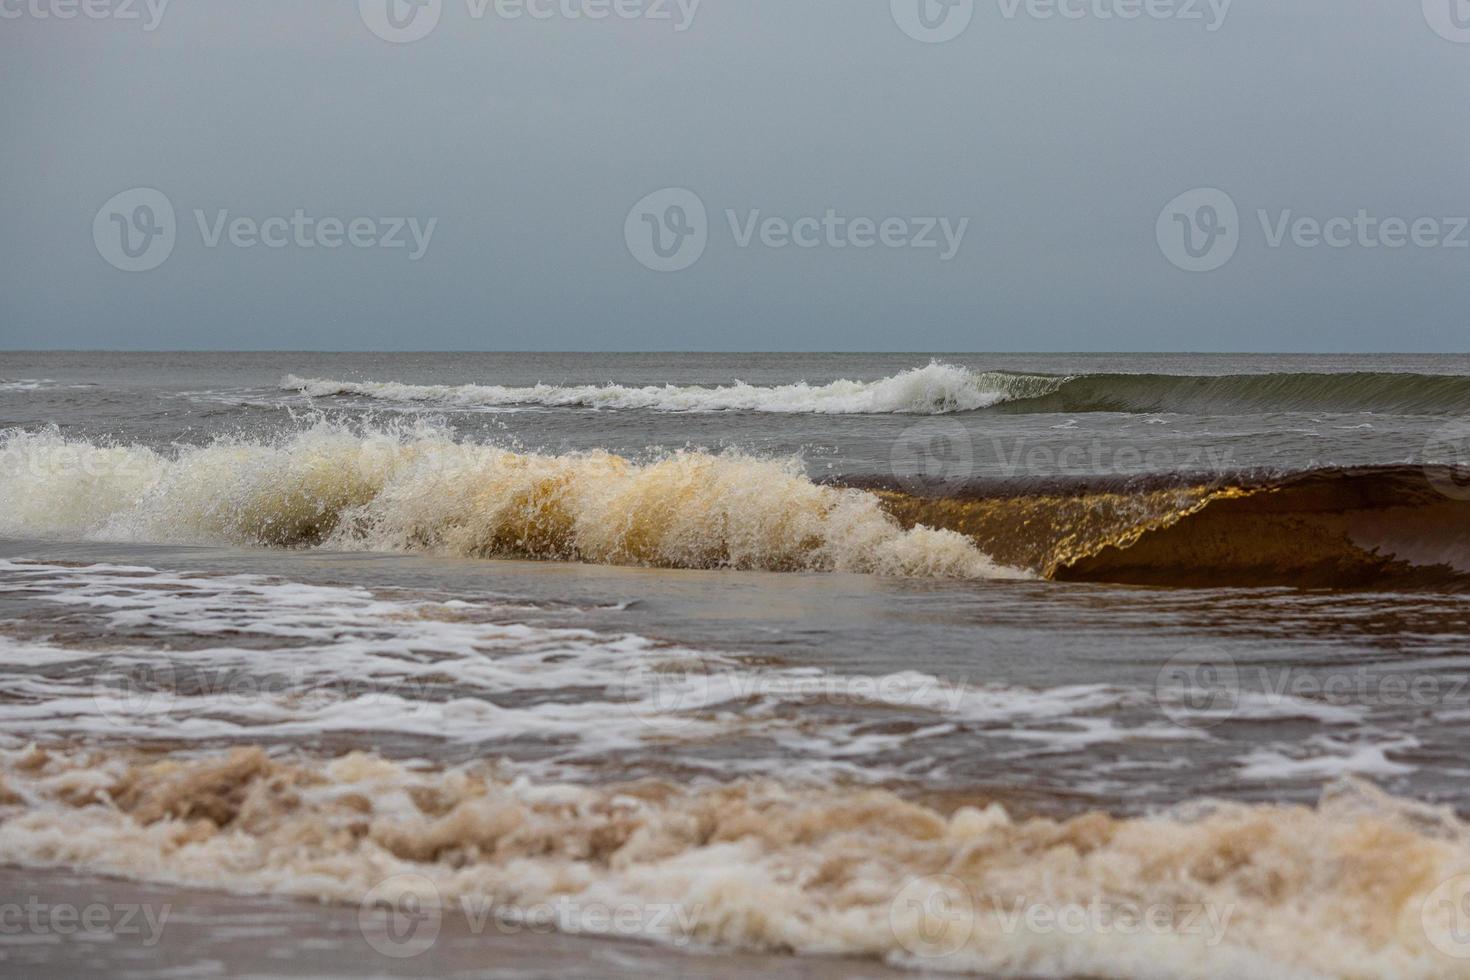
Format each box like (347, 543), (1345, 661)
(0, 424), (1015, 580)
(282, 362), (1058, 415)
(283, 365), (1470, 416)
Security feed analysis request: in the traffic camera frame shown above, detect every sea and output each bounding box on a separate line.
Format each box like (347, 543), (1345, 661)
(4, 351), (1470, 979)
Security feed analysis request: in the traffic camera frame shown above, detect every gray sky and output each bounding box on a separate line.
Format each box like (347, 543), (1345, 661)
(2, 0), (1469, 351)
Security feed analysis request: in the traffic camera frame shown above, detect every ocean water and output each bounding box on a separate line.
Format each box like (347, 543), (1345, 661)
(4, 352), (1470, 978)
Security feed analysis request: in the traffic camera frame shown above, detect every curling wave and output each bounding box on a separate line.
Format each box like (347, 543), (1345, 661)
(282, 364), (1470, 416)
(3, 745), (1470, 978)
(0, 424), (1013, 580)
(861, 466), (1470, 589)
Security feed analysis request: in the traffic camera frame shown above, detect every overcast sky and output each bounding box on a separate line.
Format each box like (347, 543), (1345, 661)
(2, 0), (1469, 351)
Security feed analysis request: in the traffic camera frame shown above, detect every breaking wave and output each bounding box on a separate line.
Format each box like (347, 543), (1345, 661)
(281, 362), (1050, 415)
(859, 466), (1470, 589)
(282, 364), (1470, 416)
(3, 745), (1470, 978)
(9, 419), (1470, 588)
(0, 424), (1013, 580)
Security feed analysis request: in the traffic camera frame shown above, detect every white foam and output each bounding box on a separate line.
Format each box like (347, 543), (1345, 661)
(1236, 735), (1419, 781)
(1, 745), (1467, 980)
(280, 362), (1064, 415)
(0, 561), (1177, 780)
(0, 423), (1019, 580)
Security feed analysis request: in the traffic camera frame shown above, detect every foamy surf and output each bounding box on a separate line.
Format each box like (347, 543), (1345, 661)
(279, 365), (1470, 417)
(2, 745), (1469, 979)
(0, 560), (1216, 785)
(0, 424), (1017, 580)
(280, 362), (1063, 415)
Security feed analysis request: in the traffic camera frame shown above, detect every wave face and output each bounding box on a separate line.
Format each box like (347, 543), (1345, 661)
(4, 745), (1470, 979)
(863, 466), (1470, 589)
(282, 364), (1470, 416)
(0, 424), (1013, 580)
(991, 371), (1470, 416)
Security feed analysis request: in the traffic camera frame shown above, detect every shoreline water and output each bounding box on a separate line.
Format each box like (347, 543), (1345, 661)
(5, 353), (1470, 976)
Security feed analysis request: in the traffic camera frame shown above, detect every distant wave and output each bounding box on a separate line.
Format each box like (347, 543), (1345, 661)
(282, 364), (1470, 416)
(281, 363), (1062, 414)
(990, 371), (1470, 416)
(0, 423), (1016, 580)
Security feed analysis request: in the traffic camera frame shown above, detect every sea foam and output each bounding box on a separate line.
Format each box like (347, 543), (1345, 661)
(281, 362), (1062, 415)
(0, 423), (1016, 580)
(2, 745), (1468, 979)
